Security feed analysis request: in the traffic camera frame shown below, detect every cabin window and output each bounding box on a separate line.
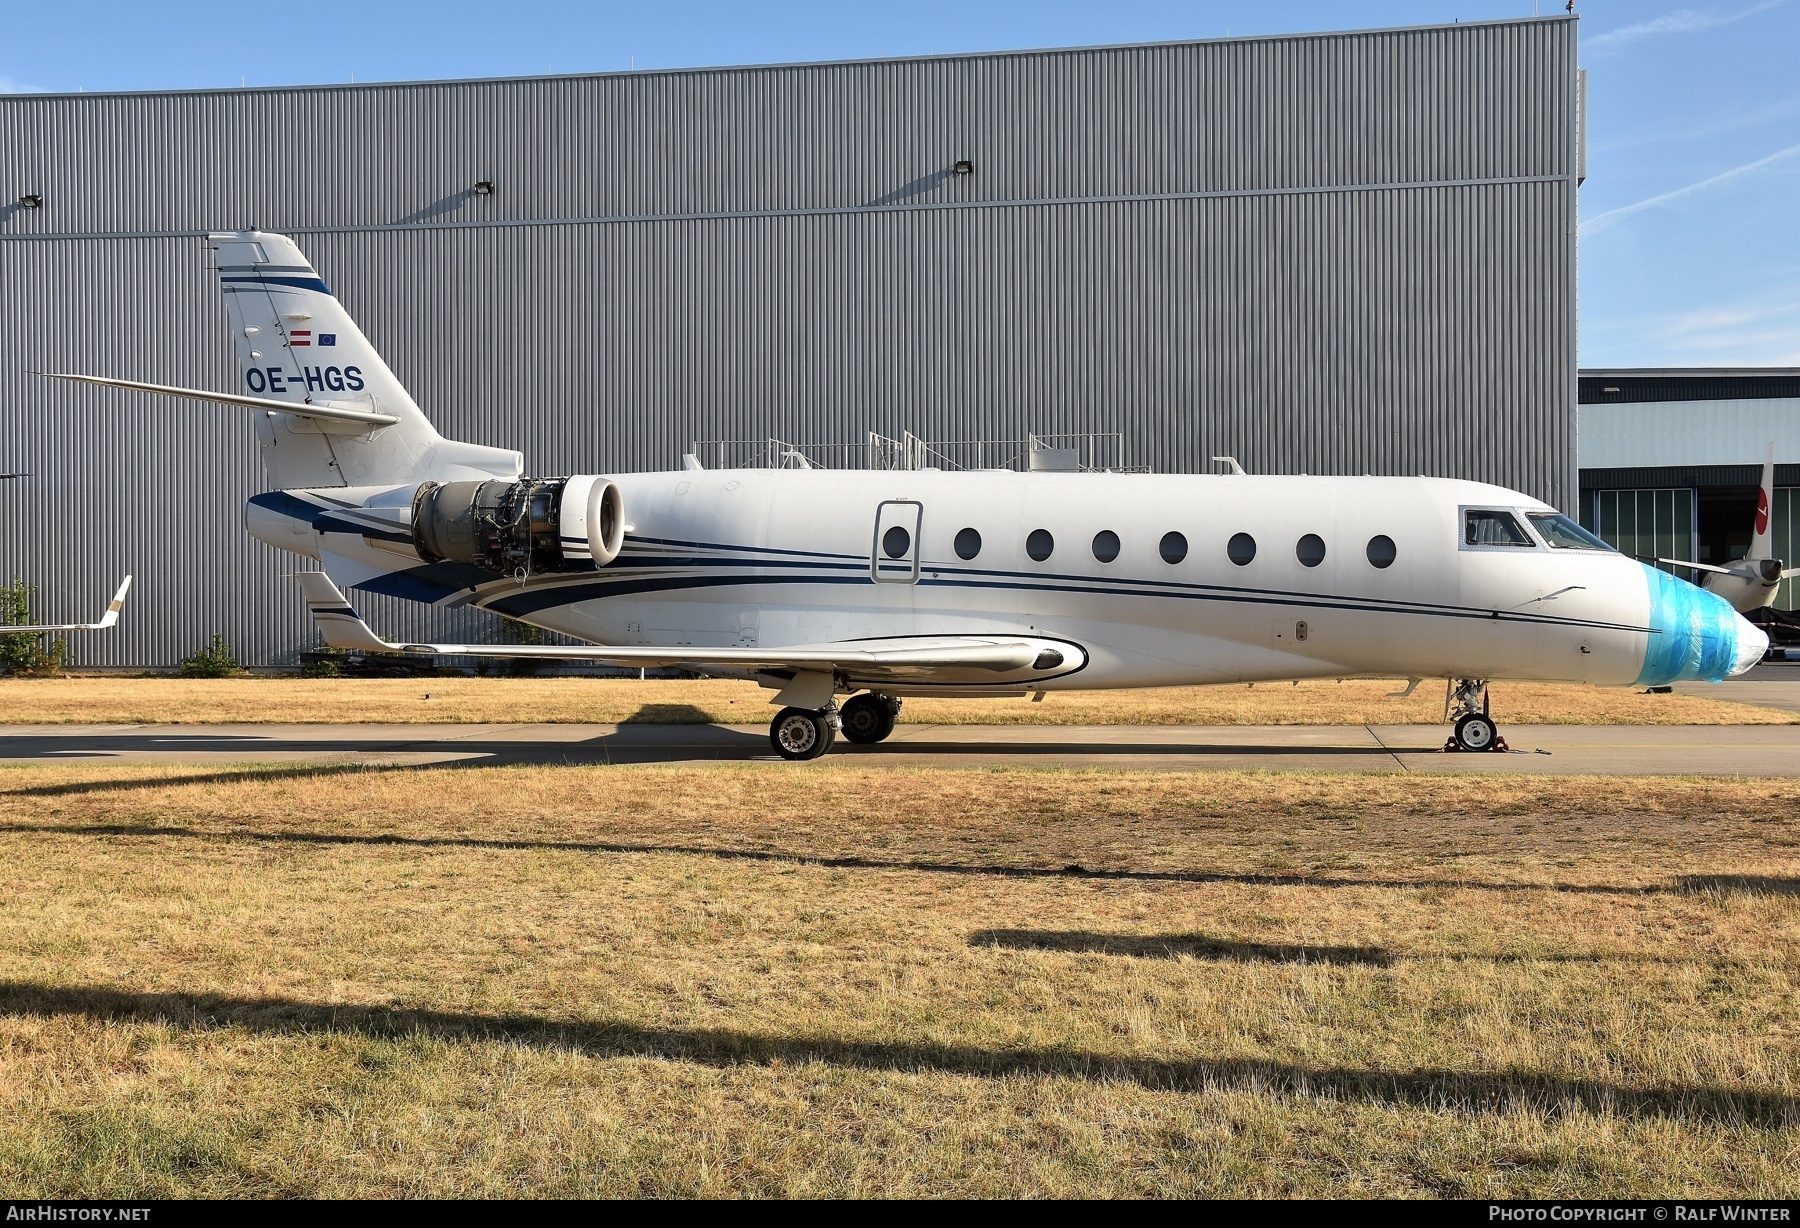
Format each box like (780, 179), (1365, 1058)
(1026, 529), (1054, 561)
(1527, 513), (1613, 551)
(954, 527), (982, 560)
(1296, 534), (1326, 567)
(1227, 533), (1256, 566)
(1366, 535), (1397, 568)
(1091, 530), (1120, 563)
(1159, 531), (1188, 564)
(1463, 509), (1534, 548)
(882, 525), (911, 559)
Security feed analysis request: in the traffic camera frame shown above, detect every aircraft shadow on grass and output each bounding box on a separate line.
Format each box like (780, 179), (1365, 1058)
(618, 704), (719, 724)
(969, 930), (1394, 965)
(1673, 874), (1800, 898)
(0, 979), (1791, 1128)
(0, 727), (1421, 766)
(1, 809), (1788, 904)
(965, 929), (1785, 969)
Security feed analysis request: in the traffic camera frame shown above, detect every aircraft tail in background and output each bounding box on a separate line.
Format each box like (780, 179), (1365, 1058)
(1752, 440), (1777, 561)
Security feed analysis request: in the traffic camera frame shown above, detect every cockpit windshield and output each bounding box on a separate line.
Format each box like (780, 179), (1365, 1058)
(1463, 509), (1534, 547)
(1527, 512), (1615, 552)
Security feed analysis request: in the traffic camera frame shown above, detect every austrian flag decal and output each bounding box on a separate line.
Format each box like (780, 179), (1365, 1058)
(290, 330), (311, 347)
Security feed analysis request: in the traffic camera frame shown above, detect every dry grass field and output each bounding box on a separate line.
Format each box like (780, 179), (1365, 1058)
(0, 675), (1790, 726)
(0, 760), (1795, 1197)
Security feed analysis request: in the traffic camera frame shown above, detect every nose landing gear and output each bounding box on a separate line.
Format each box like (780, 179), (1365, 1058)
(1443, 678), (1508, 753)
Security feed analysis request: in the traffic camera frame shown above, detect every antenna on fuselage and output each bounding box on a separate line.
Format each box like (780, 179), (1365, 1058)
(1212, 456), (1246, 475)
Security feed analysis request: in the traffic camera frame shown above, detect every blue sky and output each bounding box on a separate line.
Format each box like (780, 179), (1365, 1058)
(4, 1), (1797, 367)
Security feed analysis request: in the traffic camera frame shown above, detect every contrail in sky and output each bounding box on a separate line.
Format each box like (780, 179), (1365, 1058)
(1579, 141), (1800, 235)
(1588, 1), (1784, 49)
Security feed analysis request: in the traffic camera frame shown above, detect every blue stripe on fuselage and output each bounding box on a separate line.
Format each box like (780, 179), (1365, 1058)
(222, 274), (333, 294)
(609, 535), (1641, 631)
(475, 557), (1645, 634)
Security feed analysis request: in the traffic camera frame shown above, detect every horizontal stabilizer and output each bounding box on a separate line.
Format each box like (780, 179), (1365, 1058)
(297, 572), (1075, 681)
(36, 373), (399, 428)
(2, 576), (132, 632)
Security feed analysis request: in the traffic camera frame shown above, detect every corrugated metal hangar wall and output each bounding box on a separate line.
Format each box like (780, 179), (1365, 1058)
(0, 16), (1581, 667)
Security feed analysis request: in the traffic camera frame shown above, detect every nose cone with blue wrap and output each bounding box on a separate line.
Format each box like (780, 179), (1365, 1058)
(1635, 564), (1769, 686)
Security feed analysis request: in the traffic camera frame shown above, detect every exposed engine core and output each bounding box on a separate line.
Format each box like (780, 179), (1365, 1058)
(411, 476), (624, 578)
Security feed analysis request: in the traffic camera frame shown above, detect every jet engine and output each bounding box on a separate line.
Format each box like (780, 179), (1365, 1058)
(411, 476), (624, 578)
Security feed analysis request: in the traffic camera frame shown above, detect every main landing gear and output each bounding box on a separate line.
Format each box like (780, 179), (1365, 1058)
(838, 692), (901, 744)
(768, 692), (902, 760)
(770, 704), (839, 760)
(1443, 678), (1508, 753)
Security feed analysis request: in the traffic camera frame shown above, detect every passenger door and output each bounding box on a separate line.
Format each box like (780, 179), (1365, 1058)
(871, 500), (922, 584)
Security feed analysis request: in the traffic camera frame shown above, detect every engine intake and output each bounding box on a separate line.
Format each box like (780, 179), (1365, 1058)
(411, 476), (624, 578)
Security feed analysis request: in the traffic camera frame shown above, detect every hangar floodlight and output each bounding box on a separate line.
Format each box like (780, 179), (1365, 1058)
(19, 194), (42, 209)
(472, 180), (495, 196)
(952, 160), (974, 175)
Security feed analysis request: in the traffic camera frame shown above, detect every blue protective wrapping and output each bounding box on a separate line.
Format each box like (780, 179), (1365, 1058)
(1634, 564), (1743, 686)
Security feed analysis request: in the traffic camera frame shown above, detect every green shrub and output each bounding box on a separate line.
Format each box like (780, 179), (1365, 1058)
(0, 578), (70, 676)
(179, 632), (242, 678)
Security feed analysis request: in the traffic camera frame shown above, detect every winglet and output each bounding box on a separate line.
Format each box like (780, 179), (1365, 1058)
(94, 575), (133, 629)
(298, 572), (400, 653)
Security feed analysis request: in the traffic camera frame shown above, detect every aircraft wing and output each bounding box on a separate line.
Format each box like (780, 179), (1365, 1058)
(35, 373), (399, 428)
(298, 572), (1071, 681)
(1657, 557), (1738, 577)
(2, 576), (133, 632)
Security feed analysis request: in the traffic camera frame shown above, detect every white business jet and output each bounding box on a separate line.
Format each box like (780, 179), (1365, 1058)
(39, 231), (1767, 757)
(1660, 443), (1797, 614)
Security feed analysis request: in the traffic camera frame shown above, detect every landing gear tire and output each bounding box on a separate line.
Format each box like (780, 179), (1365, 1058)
(770, 707), (837, 761)
(839, 693), (900, 744)
(1453, 713), (1498, 753)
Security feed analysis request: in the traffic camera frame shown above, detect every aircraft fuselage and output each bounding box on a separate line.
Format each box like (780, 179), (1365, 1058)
(250, 468), (1762, 693)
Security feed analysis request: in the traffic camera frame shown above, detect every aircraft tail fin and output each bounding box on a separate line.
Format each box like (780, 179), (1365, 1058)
(208, 230), (520, 490)
(1752, 441), (1777, 559)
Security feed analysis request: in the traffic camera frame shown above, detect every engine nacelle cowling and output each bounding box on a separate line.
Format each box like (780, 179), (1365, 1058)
(411, 476), (624, 577)
(557, 475), (626, 567)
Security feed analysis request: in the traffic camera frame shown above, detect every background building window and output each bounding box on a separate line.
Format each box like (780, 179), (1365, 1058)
(1593, 488), (1696, 584)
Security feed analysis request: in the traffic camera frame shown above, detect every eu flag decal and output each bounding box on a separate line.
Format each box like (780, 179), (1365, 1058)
(318, 333), (337, 347)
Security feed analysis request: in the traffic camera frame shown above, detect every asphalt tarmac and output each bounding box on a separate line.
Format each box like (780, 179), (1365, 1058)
(4, 718), (1799, 774)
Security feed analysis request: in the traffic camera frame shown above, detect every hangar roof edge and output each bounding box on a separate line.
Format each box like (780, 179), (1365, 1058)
(0, 15), (1575, 103)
